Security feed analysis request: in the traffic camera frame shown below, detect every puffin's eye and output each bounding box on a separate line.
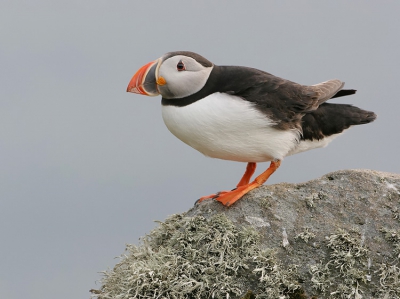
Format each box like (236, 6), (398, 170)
(177, 60), (186, 71)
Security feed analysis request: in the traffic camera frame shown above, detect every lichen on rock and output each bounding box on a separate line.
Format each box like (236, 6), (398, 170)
(309, 229), (369, 298)
(92, 169), (400, 299)
(94, 213), (300, 299)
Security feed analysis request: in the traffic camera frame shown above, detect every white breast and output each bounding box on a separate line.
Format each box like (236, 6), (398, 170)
(161, 93), (300, 162)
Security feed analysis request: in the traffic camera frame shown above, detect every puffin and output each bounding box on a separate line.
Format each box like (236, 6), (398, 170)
(127, 51), (376, 207)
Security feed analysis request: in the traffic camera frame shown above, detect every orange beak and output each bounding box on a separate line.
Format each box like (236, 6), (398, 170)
(126, 59), (161, 96)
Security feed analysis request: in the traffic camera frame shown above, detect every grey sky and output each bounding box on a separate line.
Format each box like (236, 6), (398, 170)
(1, 1), (399, 298)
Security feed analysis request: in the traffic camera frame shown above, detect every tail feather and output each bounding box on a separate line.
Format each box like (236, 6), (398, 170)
(311, 79), (344, 104)
(331, 89), (357, 99)
(301, 103), (376, 141)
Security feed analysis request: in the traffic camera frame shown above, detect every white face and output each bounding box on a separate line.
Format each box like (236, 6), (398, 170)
(157, 55), (213, 99)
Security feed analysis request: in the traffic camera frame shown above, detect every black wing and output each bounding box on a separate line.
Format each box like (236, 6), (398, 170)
(215, 66), (347, 126)
(301, 103), (376, 141)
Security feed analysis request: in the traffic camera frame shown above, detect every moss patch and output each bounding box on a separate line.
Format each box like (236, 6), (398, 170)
(92, 213), (301, 299)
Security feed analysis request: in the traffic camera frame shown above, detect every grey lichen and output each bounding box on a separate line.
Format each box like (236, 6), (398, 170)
(391, 208), (400, 222)
(309, 262), (332, 293)
(93, 213), (300, 299)
(304, 191), (328, 208)
(295, 228), (316, 244)
(260, 195), (273, 210)
(377, 263), (400, 298)
(380, 227), (400, 258)
(253, 249), (300, 298)
(327, 229), (369, 274)
(377, 227), (400, 297)
(309, 229), (369, 298)
(304, 193), (319, 208)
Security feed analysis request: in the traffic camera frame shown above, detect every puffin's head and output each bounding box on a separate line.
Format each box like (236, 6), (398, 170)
(127, 51), (214, 99)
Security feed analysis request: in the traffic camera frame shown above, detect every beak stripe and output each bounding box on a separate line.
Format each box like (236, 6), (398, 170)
(127, 61), (157, 95)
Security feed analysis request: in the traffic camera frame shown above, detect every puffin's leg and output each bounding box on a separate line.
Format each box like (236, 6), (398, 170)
(197, 162), (257, 203)
(236, 162), (257, 187)
(215, 160), (281, 207)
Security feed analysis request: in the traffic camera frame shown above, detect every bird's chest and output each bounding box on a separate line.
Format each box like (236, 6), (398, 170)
(161, 93), (297, 162)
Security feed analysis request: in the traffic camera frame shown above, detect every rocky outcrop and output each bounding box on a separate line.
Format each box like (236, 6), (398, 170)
(92, 169), (400, 299)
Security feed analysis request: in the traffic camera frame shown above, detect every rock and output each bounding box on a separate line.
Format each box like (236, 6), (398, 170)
(92, 169), (400, 299)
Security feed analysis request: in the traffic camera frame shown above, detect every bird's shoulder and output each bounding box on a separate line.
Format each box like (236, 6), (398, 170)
(216, 65), (326, 114)
(209, 66), (330, 128)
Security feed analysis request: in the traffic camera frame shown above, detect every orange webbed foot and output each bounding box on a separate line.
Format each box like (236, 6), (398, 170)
(196, 160), (281, 207)
(213, 183), (259, 206)
(196, 190), (230, 204)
